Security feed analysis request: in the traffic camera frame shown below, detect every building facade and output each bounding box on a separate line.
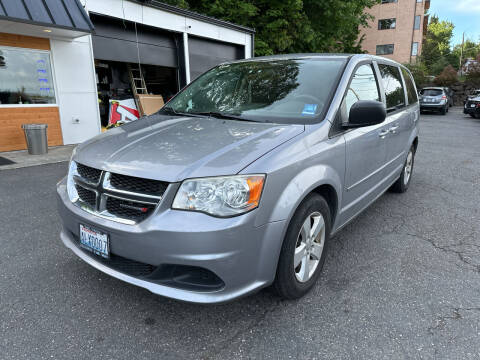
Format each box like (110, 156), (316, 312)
(0, 0), (254, 152)
(359, 0), (430, 64)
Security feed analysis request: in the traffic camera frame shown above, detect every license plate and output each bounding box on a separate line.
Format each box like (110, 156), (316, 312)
(79, 224), (109, 258)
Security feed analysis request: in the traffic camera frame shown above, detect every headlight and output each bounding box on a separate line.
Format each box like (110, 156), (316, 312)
(172, 175), (265, 217)
(67, 160), (79, 203)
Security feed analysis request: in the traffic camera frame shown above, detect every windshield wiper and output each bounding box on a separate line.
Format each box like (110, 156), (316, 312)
(191, 111), (258, 122)
(161, 106), (203, 117)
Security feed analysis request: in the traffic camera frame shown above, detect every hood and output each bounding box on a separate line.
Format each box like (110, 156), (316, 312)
(74, 114), (304, 182)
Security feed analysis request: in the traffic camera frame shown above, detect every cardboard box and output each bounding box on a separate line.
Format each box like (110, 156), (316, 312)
(136, 95), (164, 116)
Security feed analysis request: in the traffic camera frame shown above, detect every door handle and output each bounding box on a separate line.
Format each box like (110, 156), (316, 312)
(379, 129), (389, 138)
(389, 126), (399, 134)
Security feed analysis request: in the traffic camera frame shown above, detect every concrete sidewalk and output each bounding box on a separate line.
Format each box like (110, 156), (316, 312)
(0, 145), (75, 170)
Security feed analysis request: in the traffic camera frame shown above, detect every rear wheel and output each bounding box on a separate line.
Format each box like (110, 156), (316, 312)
(390, 146), (415, 193)
(273, 194), (331, 300)
(440, 106), (447, 115)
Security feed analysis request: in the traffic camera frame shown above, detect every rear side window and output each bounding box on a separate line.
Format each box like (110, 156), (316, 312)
(379, 64), (405, 112)
(401, 68), (418, 105)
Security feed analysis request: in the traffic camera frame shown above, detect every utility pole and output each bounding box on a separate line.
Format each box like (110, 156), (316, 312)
(460, 32), (465, 76)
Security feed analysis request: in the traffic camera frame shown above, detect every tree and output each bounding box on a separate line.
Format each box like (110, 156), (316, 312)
(434, 65), (458, 86)
(421, 15), (455, 75)
(161, 0), (380, 56)
(403, 62), (429, 87)
(302, 0), (380, 53)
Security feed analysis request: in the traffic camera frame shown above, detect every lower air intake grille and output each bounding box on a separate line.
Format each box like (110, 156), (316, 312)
(106, 197), (156, 222)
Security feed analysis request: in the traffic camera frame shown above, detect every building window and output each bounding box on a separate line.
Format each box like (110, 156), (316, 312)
(416, 0), (422, 2)
(378, 18), (396, 30)
(376, 44), (395, 55)
(411, 42), (419, 56)
(0, 46), (56, 105)
(414, 15), (421, 30)
(381, 0), (397, 3)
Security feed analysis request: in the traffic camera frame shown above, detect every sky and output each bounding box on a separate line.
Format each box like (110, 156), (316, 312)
(428, 0), (480, 47)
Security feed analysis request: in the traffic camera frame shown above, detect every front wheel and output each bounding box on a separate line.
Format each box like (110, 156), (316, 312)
(390, 146), (415, 193)
(273, 194), (331, 300)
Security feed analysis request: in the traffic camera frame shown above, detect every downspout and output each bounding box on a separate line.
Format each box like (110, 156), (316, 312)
(409, 0), (417, 64)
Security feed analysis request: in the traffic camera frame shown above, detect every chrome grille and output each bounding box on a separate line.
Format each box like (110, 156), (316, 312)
(72, 162), (167, 224)
(106, 197), (156, 222)
(76, 163), (102, 184)
(110, 173), (167, 195)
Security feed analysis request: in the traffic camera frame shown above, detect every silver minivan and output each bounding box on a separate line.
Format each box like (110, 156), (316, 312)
(57, 54), (419, 303)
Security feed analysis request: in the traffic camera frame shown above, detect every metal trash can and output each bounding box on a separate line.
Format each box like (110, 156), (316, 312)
(22, 124), (48, 155)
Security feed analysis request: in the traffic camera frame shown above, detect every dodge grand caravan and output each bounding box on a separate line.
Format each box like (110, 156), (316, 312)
(57, 54), (419, 303)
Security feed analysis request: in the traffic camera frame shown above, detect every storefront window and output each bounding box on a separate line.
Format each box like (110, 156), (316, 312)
(0, 46), (56, 105)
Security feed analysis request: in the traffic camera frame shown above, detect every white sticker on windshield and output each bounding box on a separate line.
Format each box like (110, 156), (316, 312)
(302, 104), (318, 116)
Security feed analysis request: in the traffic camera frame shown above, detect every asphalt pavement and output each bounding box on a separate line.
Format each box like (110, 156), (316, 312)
(1, 107), (480, 359)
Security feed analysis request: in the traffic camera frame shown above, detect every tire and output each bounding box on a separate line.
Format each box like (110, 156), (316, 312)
(470, 114), (476, 118)
(273, 193), (331, 300)
(390, 146), (415, 193)
(440, 106), (446, 115)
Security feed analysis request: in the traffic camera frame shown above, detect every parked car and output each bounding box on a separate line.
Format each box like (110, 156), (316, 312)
(443, 87), (454, 107)
(57, 54), (419, 303)
(419, 87), (449, 115)
(465, 89), (480, 103)
(464, 91), (480, 118)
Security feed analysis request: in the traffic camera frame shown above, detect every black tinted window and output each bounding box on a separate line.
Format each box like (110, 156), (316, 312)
(401, 68), (418, 105)
(378, 18), (396, 30)
(420, 89), (443, 96)
(379, 64), (405, 112)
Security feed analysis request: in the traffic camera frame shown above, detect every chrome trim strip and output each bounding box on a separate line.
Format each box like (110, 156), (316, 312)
(104, 192), (159, 206)
(102, 172), (163, 201)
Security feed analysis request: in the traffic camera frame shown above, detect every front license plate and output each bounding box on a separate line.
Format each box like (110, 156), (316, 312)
(79, 224), (109, 258)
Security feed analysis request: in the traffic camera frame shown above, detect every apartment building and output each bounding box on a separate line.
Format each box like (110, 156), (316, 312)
(359, 0), (430, 64)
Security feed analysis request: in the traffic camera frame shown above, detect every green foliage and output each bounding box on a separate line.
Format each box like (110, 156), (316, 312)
(421, 15), (455, 75)
(160, 0), (381, 56)
(466, 63), (480, 86)
(434, 65), (458, 86)
(403, 62), (429, 87)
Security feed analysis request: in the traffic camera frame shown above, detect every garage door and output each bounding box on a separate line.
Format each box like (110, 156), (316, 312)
(90, 14), (177, 68)
(189, 36), (244, 81)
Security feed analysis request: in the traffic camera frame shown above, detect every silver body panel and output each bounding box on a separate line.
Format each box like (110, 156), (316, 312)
(57, 54), (420, 303)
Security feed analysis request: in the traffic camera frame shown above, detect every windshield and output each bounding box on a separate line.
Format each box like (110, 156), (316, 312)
(163, 58), (347, 124)
(420, 89), (443, 96)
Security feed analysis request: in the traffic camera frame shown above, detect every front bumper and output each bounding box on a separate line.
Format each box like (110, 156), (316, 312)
(57, 178), (286, 303)
(464, 105), (480, 115)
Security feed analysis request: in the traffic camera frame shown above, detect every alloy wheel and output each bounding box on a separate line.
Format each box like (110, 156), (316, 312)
(404, 150), (413, 185)
(294, 211), (326, 283)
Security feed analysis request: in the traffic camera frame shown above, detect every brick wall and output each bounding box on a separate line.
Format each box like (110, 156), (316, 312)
(359, 0), (428, 64)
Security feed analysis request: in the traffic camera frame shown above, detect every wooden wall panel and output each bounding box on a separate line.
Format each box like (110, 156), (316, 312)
(0, 107), (63, 152)
(0, 33), (50, 50)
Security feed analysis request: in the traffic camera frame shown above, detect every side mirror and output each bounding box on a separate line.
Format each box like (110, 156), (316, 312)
(343, 100), (386, 128)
